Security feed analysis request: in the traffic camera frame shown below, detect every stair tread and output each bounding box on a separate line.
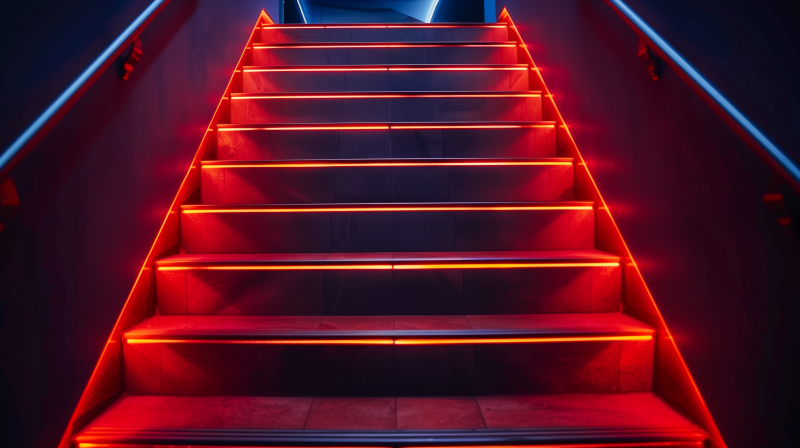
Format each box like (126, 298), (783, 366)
(77, 393), (703, 442)
(157, 249), (620, 266)
(125, 312), (653, 339)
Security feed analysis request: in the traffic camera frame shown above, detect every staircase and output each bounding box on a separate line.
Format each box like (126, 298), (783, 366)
(70, 13), (713, 448)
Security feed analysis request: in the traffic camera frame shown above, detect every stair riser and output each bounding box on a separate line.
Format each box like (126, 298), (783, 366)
(156, 266), (621, 315)
(260, 27), (509, 44)
(253, 47), (517, 66)
(243, 69), (529, 93)
(180, 209), (594, 253)
(124, 339), (653, 396)
(217, 127), (556, 160)
(201, 165), (573, 204)
(231, 96), (541, 124)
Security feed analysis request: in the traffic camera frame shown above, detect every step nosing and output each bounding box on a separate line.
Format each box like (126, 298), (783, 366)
(216, 121), (556, 130)
(200, 157), (573, 167)
(252, 41), (518, 47)
(230, 91), (543, 98)
(77, 426), (706, 442)
(155, 251), (621, 267)
(180, 201), (594, 211)
(242, 63), (530, 71)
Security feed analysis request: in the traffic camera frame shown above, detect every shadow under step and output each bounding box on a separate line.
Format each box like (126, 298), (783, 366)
(216, 121), (557, 160)
(251, 41), (518, 66)
(260, 23), (509, 44)
(122, 313), (654, 396)
(243, 64), (530, 93)
(178, 202), (595, 253)
(76, 393), (705, 447)
(155, 250), (622, 317)
(229, 91), (542, 124)
(200, 157), (574, 204)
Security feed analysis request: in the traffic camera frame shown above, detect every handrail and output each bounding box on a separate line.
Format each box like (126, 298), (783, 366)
(0, 0), (171, 182)
(603, 0), (800, 193)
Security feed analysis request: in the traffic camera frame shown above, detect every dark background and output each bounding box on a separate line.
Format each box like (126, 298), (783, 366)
(0, 0), (798, 447)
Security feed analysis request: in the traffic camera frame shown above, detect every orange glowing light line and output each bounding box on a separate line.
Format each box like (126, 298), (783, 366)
(181, 205), (592, 214)
(157, 265), (394, 271)
(244, 67), (388, 72)
(231, 93), (541, 99)
(201, 161), (571, 169)
(253, 44), (517, 49)
(125, 335), (650, 345)
(155, 262), (619, 272)
(392, 262), (619, 269)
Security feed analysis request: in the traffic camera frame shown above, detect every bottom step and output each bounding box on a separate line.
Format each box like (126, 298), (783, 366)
(76, 393), (705, 447)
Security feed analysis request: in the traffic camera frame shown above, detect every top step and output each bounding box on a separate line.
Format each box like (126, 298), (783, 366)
(261, 23), (509, 44)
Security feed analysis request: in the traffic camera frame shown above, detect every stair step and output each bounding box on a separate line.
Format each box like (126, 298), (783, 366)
(251, 41), (518, 66)
(200, 158), (573, 204)
(122, 313), (654, 396)
(230, 91), (542, 124)
(243, 64), (530, 93)
(216, 121), (556, 160)
(76, 393), (704, 447)
(179, 202), (595, 253)
(260, 23), (509, 43)
(154, 250), (622, 315)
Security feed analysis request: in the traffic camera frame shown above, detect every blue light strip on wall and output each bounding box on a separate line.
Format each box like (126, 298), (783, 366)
(425, 0), (441, 23)
(297, 0), (308, 24)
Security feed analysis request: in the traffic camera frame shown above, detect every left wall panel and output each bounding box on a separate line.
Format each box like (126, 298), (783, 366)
(0, 2), (277, 447)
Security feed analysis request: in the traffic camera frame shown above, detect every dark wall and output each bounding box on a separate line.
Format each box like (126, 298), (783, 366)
(496, 0), (800, 446)
(0, 1), (277, 447)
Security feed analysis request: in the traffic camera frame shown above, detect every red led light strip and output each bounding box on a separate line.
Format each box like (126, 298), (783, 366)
(201, 160), (570, 169)
(156, 262), (620, 271)
(252, 43), (517, 49)
(181, 205), (592, 214)
(231, 93), (541, 99)
(125, 335), (652, 345)
(217, 124), (555, 131)
(243, 66), (528, 72)
(259, 24), (507, 29)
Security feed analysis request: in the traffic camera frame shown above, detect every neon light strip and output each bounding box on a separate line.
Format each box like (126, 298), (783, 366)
(253, 44), (516, 49)
(243, 66), (527, 72)
(217, 124), (554, 131)
(181, 205), (592, 214)
(231, 93), (540, 99)
(426, 0), (442, 23)
(201, 161), (570, 169)
(409, 444), (702, 448)
(296, 0), (308, 24)
(156, 263), (620, 271)
(259, 25), (507, 29)
(391, 124), (551, 129)
(125, 335), (651, 345)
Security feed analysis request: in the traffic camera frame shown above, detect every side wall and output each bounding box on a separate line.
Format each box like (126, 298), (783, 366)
(0, 1), (277, 447)
(497, 1), (800, 447)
